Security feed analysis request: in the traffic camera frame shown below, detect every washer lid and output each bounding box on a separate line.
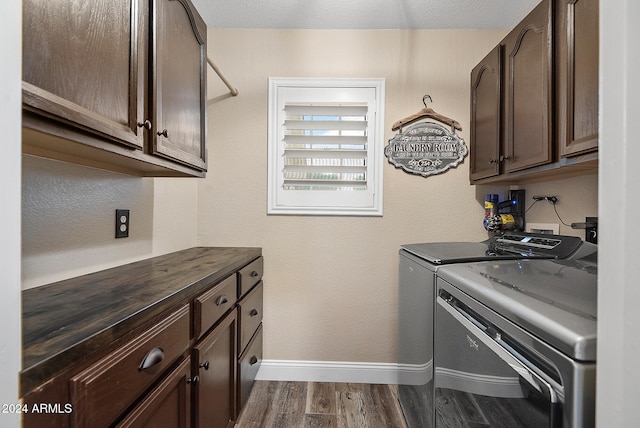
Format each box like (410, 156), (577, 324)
(437, 257), (597, 361)
(401, 232), (586, 264)
(401, 241), (551, 264)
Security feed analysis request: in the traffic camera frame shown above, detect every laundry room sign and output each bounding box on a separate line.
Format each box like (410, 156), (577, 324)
(385, 121), (468, 177)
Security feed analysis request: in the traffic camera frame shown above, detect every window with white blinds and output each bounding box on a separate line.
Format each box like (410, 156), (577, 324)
(268, 78), (385, 215)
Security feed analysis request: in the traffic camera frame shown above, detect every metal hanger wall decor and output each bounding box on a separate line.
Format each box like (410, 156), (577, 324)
(385, 95), (468, 177)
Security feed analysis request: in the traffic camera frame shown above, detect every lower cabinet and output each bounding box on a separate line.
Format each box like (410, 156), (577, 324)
(116, 357), (193, 428)
(21, 254), (264, 428)
(238, 324), (263, 409)
(193, 310), (238, 428)
(236, 254), (264, 414)
(70, 305), (191, 428)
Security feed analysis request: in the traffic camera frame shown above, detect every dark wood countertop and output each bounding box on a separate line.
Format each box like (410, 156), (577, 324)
(21, 246), (262, 395)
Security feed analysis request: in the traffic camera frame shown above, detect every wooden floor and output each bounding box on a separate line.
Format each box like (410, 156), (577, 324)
(235, 381), (409, 428)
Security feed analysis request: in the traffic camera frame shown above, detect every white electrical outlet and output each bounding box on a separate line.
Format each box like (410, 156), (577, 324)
(525, 223), (559, 235)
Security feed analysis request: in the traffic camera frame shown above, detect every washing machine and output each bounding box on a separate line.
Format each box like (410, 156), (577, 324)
(433, 252), (597, 427)
(397, 233), (595, 428)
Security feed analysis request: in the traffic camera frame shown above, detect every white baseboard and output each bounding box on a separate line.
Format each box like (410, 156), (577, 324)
(397, 361), (432, 386)
(255, 360), (401, 385)
(255, 360), (524, 397)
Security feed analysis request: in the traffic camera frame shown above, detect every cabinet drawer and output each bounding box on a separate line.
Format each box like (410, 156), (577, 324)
(116, 356), (192, 428)
(194, 274), (237, 339)
(71, 305), (190, 428)
(238, 324), (263, 411)
(239, 281), (263, 353)
(237, 257), (263, 297)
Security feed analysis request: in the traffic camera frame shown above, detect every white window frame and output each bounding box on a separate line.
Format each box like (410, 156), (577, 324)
(267, 78), (385, 216)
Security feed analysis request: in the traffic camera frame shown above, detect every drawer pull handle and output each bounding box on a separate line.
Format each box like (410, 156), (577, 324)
(249, 356), (259, 365)
(199, 361), (210, 371)
(139, 347), (164, 370)
(250, 271), (259, 277)
(187, 375), (199, 385)
(216, 295), (229, 306)
(250, 309), (259, 317)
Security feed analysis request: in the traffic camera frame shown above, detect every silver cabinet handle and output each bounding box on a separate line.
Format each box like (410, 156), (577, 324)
(216, 295), (228, 306)
(139, 347), (164, 370)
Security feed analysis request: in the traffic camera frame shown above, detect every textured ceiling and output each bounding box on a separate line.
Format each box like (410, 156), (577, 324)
(191, 0), (540, 30)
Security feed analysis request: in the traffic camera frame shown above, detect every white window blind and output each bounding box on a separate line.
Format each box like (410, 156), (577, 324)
(283, 104), (368, 191)
(268, 78), (385, 216)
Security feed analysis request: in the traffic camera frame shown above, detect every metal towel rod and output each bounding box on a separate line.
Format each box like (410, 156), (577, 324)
(207, 57), (238, 97)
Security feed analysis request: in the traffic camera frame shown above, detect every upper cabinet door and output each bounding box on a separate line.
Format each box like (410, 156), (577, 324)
(151, 0), (208, 171)
(470, 45), (502, 182)
(558, 0), (599, 157)
(22, 0), (146, 150)
(502, 0), (553, 173)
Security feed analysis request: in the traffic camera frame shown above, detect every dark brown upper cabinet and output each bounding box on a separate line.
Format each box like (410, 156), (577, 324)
(151, 0), (208, 171)
(22, 0), (207, 177)
(469, 0), (599, 184)
(502, 0), (553, 174)
(556, 0), (599, 157)
(470, 45), (502, 182)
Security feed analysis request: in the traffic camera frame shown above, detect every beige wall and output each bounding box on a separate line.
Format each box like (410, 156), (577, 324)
(200, 28), (507, 364)
(474, 173), (598, 238)
(514, 174), (598, 236)
(21, 156), (199, 289)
